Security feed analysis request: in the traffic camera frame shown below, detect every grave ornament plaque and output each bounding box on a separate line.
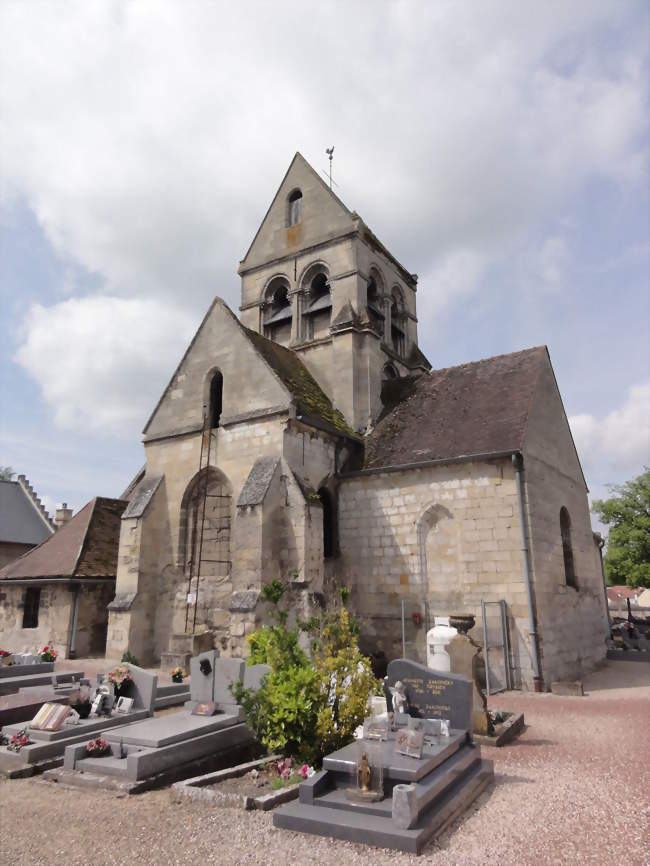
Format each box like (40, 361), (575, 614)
(387, 659), (472, 732)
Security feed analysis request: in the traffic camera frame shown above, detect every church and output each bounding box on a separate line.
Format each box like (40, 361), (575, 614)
(105, 153), (609, 690)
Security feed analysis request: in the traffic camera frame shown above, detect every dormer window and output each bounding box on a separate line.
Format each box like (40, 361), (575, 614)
(288, 189), (302, 226)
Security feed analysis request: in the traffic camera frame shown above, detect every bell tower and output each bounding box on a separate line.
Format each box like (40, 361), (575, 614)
(238, 152), (430, 432)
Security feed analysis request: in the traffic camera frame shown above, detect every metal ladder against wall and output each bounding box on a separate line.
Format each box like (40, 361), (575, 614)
(184, 413), (213, 635)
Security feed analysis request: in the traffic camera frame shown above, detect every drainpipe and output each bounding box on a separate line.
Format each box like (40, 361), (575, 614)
(68, 586), (80, 659)
(512, 453), (542, 690)
(594, 533), (611, 629)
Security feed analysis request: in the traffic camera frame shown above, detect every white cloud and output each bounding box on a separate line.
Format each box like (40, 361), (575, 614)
(15, 297), (196, 436)
(570, 381), (650, 486)
(0, 1), (647, 443)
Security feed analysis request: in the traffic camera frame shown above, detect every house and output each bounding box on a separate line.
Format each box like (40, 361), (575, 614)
(0, 497), (126, 658)
(0, 475), (55, 568)
(103, 153), (609, 688)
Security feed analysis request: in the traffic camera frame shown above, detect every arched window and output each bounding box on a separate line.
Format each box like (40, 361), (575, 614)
(263, 277), (292, 344)
(288, 189), (302, 226)
(301, 265), (331, 340)
(318, 487), (335, 559)
(560, 507), (576, 588)
(367, 273), (384, 336)
(179, 467), (232, 591)
(208, 371), (223, 429)
(390, 287), (406, 357)
(382, 363), (398, 381)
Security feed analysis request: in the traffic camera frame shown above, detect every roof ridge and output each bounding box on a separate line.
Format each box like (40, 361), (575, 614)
(428, 345), (547, 378)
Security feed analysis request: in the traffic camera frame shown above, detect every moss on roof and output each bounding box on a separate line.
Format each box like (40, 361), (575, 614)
(243, 328), (358, 438)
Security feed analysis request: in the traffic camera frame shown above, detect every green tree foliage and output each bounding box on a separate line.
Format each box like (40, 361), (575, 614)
(233, 582), (379, 765)
(592, 468), (650, 588)
(0, 466), (15, 481)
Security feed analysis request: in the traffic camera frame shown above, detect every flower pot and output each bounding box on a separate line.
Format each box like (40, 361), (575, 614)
(70, 701), (92, 720)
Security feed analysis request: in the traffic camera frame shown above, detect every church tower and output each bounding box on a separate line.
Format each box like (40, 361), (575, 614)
(238, 153), (430, 432)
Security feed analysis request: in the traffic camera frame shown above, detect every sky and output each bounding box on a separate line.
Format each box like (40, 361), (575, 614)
(0, 1), (648, 533)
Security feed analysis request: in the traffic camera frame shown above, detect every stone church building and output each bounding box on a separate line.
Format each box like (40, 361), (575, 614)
(106, 153), (609, 689)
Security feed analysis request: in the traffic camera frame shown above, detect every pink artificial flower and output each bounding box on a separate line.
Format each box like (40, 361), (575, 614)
(281, 768), (291, 780)
(284, 757), (293, 768)
(300, 764), (309, 779)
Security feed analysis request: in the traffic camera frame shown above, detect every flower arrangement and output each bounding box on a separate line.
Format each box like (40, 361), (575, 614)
(7, 730), (31, 752)
(40, 645), (57, 662)
(0, 650), (12, 666)
(170, 666), (186, 684)
(106, 666), (132, 688)
(0, 649), (11, 657)
(86, 738), (111, 757)
(271, 757), (315, 789)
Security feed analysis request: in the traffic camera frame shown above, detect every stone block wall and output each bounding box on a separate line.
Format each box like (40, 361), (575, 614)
(0, 584), (74, 659)
(73, 582), (115, 657)
(338, 459), (540, 687)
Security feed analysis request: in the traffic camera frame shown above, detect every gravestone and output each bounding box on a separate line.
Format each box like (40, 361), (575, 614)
(386, 659), (472, 732)
(446, 635), (490, 735)
(213, 658), (245, 708)
(189, 650), (220, 703)
(242, 664), (270, 693)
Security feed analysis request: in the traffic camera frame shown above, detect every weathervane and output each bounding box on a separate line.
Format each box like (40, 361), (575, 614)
(324, 146), (335, 189)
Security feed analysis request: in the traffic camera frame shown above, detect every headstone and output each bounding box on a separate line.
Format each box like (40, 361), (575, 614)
(190, 650), (219, 703)
(446, 634), (490, 735)
(122, 664), (157, 715)
(242, 663), (270, 693)
(386, 659), (472, 732)
(212, 658), (245, 706)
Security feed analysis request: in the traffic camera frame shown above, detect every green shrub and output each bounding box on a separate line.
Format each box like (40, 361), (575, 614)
(121, 650), (140, 667)
(234, 582), (379, 765)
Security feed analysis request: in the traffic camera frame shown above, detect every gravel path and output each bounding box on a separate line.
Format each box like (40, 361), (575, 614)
(1, 660), (648, 866)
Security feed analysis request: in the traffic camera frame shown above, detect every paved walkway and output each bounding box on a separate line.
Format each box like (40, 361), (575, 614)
(1, 659), (648, 865)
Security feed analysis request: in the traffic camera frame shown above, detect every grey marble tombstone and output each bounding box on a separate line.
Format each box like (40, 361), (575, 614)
(212, 658), (246, 707)
(242, 663), (270, 694)
(190, 650), (220, 703)
(386, 659), (472, 732)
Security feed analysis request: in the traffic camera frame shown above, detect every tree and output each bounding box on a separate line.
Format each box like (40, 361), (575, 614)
(592, 469), (650, 589)
(0, 466), (14, 481)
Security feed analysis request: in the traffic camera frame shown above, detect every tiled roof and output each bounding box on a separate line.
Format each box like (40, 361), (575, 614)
(0, 497), (127, 580)
(364, 346), (548, 470)
(243, 327), (357, 438)
(0, 480), (54, 545)
(607, 586), (642, 601)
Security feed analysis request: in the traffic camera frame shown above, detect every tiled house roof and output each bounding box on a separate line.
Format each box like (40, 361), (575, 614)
(364, 346), (548, 470)
(0, 497), (127, 580)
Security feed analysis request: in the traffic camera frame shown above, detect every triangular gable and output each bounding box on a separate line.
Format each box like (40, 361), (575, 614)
(239, 152), (356, 272)
(522, 347), (589, 490)
(143, 297), (294, 440)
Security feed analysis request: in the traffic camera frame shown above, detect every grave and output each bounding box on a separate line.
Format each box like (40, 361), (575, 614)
(274, 658), (493, 854)
(0, 663), (156, 777)
(0, 668), (85, 696)
(60, 653), (269, 786)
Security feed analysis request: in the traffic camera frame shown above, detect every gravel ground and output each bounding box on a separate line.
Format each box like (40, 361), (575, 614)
(1, 660), (648, 866)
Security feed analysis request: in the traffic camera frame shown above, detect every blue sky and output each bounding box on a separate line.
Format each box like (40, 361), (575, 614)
(0, 1), (648, 529)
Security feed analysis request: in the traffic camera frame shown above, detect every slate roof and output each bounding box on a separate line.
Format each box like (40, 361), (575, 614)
(0, 480), (54, 546)
(364, 346), (548, 470)
(243, 327), (358, 438)
(0, 497), (127, 580)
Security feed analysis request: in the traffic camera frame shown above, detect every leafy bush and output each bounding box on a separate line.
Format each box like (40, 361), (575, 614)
(234, 582), (379, 765)
(121, 650), (140, 667)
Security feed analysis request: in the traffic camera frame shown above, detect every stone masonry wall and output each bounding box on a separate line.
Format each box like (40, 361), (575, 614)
(0, 584), (73, 659)
(338, 458), (541, 688)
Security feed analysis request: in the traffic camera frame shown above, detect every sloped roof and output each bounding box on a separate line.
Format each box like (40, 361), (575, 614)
(364, 347), (548, 470)
(242, 327), (358, 438)
(0, 497), (127, 580)
(0, 480), (54, 545)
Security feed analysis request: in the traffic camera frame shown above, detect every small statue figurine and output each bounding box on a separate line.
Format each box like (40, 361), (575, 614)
(389, 680), (409, 715)
(358, 752), (371, 792)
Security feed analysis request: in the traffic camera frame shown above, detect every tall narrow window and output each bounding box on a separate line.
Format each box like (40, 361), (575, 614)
(209, 371), (223, 429)
(367, 275), (384, 336)
(560, 507), (576, 588)
(288, 189), (302, 226)
(23, 587), (41, 628)
(318, 488), (335, 559)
